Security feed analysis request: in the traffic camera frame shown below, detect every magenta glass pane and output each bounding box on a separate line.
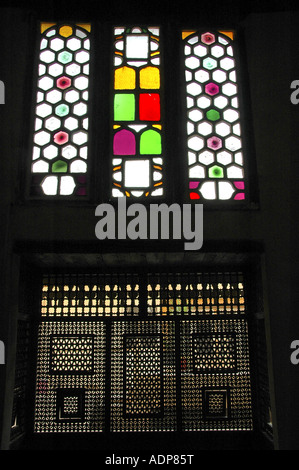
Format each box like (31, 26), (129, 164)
(205, 82), (219, 96)
(113, 129), (136, 155)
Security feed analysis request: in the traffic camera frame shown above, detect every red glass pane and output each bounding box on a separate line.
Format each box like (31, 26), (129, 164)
(139, 93), (160, 121)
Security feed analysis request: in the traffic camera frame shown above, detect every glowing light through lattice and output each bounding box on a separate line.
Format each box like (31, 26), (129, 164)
(30, 23), (91, 197)
(183, 30), (245, 201)
(112, 27), (163, 198)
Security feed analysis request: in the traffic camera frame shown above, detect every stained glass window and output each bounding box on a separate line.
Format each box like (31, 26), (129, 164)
(112, 27), (163, 198)
(30, 23), (91, 197)
(182, 30), (246, 201)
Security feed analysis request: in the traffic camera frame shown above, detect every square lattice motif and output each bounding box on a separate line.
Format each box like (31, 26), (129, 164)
(56, 389), (85, 422)
(193, 333), (237, 373)
(50, 335), (94, 374)
(203, 388), (230, 419)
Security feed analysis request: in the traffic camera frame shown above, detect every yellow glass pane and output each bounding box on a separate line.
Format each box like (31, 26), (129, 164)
(140, 66), (160, 89)
(59, 26), (73, 38)
(76, 23), (91, 32)
(219, 30), (234, 40)
(41, 22), (56, 33)
(182, 31), (196, 40)
(115, 66), (136, 90)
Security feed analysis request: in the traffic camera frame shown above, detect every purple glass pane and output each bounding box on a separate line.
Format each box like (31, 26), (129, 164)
(113, 129), (136, 155)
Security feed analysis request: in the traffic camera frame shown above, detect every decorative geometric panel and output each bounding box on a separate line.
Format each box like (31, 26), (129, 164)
(56, 388), (85, 422)
(50, 335), (94, 374)
(112, 26), (163, 198)
(202, 388), (230, 419)
(30, 23), (91, 197)
(193, 333), (237, 373)
(147, 271), (245, 316)
(40, 272), (140, 317)
(124, 335), (163, 417)
(180, 318), (252, 431)
(34, 321), (105, 433)
(110, 321), (176, 432)
(182, 30), (245, 201)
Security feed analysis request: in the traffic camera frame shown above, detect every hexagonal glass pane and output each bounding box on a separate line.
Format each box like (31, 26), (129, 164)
(215, 122), (231, 137)
(188, 109), (203, 122)
(48, 63), (64, 77)
(38, 76), (54, 91)
(194, 70), (209, 83)
(187, 82), (202, 96)
(75, 50), (89, 63)
(45, 116), (61, 131)
(72, 131), (88, 145)
(197, 96), (211, 109)
(220, 57), (235, 70)
(50, 37), (64, 51)
(193, 44), (207, 57)
(36, 103), (52, 118)
(188, 136), (204, 151)
(67, 37), (81, 51)
(198, 150), (214, 165)
(64, 117), (79, 131)
(222, 83), (237, 96)
(65, 90), (79, 103)
(62, 145), (77, 159)
(34, 130), (51, 146)
(40, 50), (55, 63)
(73, 102), (87, 116)
(74, 76), (89, 90)
(43, 144), (58, 160)
(46, 89), (62, 104)
(185, 56), (200, 70)
(198, 121), (212, 136)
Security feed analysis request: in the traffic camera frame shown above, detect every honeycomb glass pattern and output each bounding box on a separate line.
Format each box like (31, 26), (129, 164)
(30, 23), (91, 197)
(110, 321), (176, 432)
(34, 321), (105, 433)
(180, 318), (252, 431)
(182, 31), (245, 201)
(147, 271), (245, 316)
(124, 335), (163, 417)
(41, 273), (140, 317)
(112, 26), (163, 198)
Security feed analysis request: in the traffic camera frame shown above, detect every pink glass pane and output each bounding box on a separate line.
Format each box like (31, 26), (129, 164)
(113, 129), (136, 155)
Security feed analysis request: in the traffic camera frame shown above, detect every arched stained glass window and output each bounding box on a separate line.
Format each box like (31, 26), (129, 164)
(112, 26), (163, 198)
(30, 23), (91, 197)
(182, 30), (246, 201)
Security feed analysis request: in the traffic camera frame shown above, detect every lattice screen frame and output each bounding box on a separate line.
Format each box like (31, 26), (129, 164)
(33, 270), (254, 434)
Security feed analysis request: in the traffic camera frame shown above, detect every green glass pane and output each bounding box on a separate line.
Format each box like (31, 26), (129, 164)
(209, 165), (224, 178)
(55, 104), (70, 117)
(114, 94), (135, 121)
(140, 129), (161, 154)
(206, 109), (220, 121)
(52, 160), (68, 173)
(58, 51), (73, 64)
